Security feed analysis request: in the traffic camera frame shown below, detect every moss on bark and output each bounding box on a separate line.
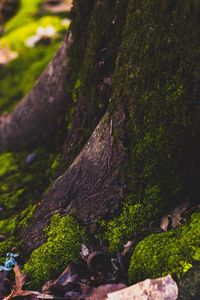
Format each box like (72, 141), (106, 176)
(102, 0), (200, 255)
(128, 213), (200, 283)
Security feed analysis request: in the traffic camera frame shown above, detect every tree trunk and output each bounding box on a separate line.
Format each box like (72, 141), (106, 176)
(1, 2), (200, 292)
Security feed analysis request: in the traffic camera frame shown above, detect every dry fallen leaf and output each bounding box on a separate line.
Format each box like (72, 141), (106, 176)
(170, 200), (189, 228)
(4, 265), (37, 300)
(160, 200), (189, 231)
(122, 241), (134, 256)
(160, 215), (170, 232)
(14, 265), (26, 291)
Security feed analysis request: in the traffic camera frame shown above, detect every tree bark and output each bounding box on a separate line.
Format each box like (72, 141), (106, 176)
(23, 108), (126, 252)
(1, 0), (199, 262)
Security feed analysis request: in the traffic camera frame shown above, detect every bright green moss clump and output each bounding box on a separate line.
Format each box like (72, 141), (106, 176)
(24, 214), (88, 288)
(128, 213), (200, 284)
(103, 185), (161, 253)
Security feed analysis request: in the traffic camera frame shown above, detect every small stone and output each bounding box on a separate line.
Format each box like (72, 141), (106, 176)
(80, 243), (89, 260)
(26, 152), (36, 164)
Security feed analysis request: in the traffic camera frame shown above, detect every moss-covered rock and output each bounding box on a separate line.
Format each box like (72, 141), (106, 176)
(128, 213), (200, 284)
(24, 214), (88, 288)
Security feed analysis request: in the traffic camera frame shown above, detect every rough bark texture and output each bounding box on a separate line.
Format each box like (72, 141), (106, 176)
(0, 33), (72, 151)
(23, 109), (126, 252)
(63, 0), (127, 166)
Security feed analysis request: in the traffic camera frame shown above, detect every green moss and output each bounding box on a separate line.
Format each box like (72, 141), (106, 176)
(24, 214), (88, 288)
(178, 263), (200, 300)
(0, 153), (18, 177)
(0, 149), (60, 213)
(102, 185), (161, 253)
(4, 0), (43, 32)
(128, 213), (200, 284)
(103, 0), (200, 255)
(18, 204), (36, 229)
(0, 43), (61, 113)
(0, 216), (19, 259)
(0, 238), (17, 257)
(65, 0), (127, 167)
(2, 15), (69, 53)
(0, 216), (17, 236)
(0, 0), (70, 113)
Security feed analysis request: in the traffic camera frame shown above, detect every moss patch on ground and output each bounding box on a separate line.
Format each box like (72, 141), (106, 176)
(0, 42), (61, 113)
(0, 216), (21, 259)
(3, 0), (43, 32)
(24, 214), (88, 289)
(0, 150), (60, 213)
(128, 213), (200, 284)
(0, 147), (62, 259)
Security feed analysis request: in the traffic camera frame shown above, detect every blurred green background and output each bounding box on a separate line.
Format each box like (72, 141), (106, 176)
(0, 0), (72, 113)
